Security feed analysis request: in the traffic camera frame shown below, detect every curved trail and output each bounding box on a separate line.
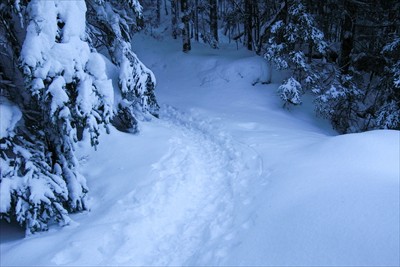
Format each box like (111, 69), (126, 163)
(54, 104), (263, 266)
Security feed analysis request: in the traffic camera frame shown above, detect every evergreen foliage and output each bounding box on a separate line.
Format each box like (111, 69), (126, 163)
(0, 0), (158, 234)
(1, 0), (399, 234)
(261, 0), (399, 132)
(265, 0), (328, 106)
(376, 37), (400, 129)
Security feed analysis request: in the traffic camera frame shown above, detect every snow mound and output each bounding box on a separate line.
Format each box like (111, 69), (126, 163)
(225, 130), (400, 266)
(0, 97), (22, 139)
(197, 56), (270, 85)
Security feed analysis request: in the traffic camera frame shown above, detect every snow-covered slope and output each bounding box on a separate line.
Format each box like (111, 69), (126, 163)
(1, 35), (399, 266)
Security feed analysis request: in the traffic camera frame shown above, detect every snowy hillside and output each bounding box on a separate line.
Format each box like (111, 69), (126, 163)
(1, 34), (399, 266)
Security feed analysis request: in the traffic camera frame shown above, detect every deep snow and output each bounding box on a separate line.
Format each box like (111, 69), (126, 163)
(1, 34), (399, 266)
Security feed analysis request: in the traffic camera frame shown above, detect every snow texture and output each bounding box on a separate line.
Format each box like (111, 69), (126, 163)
(0, 97), (22, 139)
(1, 34), (399, 266)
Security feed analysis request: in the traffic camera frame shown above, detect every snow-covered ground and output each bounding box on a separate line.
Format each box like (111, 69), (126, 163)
(1, 34), (399, 266)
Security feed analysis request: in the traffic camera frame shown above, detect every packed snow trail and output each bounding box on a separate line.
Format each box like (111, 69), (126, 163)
(95, 105), (262, 265)
(46, 104), (264, 266)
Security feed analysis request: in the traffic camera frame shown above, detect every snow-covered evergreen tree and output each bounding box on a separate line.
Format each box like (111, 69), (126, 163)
(86, 0), (159, 132)
(376, 37), (400, 130)
(0, 98), (72, 232)
(1, 0), (158, 234)
(314, 1), (399, 133)
(265, 0), (328, 106)
(314, 74), (364, 133)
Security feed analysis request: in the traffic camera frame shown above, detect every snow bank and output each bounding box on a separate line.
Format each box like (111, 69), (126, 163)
(0, 97), (22, 139)
(225, 130), (400, 266)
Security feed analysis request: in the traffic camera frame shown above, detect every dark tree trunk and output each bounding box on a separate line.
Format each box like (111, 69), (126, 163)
(306, 0), (313, 63)
(156, 0), (161, 25)
(209, 0), (218, 48)
(181, 0), (191, 52)
(244, 0), (253, 51)
(194, 0), (199, 41)
(253, 1), (260, 53)
(282, 0), (288, 24)
(339, 0), (357, 75)
(171, 0), (179, 39)
(164, 0), (169, 15)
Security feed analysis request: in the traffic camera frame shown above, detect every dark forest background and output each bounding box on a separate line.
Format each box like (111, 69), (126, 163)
(143, 0), (400, 133)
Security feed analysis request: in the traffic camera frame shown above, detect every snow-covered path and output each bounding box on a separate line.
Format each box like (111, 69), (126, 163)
(94, 105), (262, 265)
(1, 101), (265, 266)
(1, 35), (399, 266)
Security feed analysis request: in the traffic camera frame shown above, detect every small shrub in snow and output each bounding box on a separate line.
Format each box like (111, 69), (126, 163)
(278, 77), (302, 105)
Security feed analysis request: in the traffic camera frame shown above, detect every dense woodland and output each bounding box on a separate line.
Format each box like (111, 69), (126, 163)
(141, 0), (400, 133)
(0, 0), (399, 233)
